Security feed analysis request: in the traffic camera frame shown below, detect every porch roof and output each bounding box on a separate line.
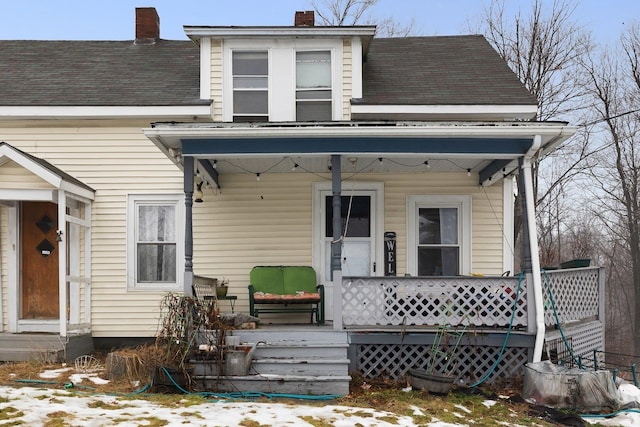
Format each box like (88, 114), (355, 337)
(144, 120), (575, 186)
(0, 142), (95, 202)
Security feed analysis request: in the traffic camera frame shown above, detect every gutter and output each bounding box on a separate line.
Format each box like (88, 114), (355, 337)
(522, 134), (545, 362)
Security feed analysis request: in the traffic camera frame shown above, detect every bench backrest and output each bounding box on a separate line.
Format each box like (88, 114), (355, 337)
(250, 266), (317, 295)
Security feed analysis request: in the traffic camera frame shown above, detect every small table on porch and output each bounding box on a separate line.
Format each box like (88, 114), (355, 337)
(204, 295), (237, 313)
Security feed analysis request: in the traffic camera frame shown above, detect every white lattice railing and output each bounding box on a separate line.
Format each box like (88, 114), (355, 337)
(542, 267), (603, 326)
(342, 275), (528, 328)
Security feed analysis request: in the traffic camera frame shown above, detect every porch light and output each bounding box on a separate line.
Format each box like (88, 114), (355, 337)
(213, 160), (217, 169)
(194, 182), (204, 203)
(467, 169), (471, 177)
(56, 230), (63, 242)
(256, 173), (261, 182)
(424, 160), (430, 168)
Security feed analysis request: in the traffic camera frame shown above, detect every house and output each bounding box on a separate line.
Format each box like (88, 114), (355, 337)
(0, 8), (603, 391)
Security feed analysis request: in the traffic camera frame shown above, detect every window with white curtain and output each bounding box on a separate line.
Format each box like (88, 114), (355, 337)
(296, 51), (332, 121)
(127, 194), (184, 290)
(407, 195), (471, 276)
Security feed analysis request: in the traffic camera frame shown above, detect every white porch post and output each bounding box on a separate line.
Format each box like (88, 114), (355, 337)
(58, 190), (68, 337)
(522, 136), (544, 362)
(84, 200), (92, 329)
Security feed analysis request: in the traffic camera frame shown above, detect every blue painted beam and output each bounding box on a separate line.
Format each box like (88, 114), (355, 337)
(181, 137), (532, 156)
(479, 159), (517, 183)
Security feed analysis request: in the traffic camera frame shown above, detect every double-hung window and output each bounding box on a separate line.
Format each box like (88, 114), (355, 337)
(296, 51), (332, 121)
(407, 196), (471, 276)
(127, 194), (184, 290)
(232, 51), (268, 122)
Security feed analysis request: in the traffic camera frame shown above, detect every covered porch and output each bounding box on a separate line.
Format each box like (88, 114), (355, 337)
(144, 120), (588, 383)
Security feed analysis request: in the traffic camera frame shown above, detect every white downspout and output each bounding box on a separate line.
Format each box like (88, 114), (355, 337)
(523, 134), (544, 362)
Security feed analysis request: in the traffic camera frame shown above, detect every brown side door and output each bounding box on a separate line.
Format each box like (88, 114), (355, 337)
(21, 201), (59, 319)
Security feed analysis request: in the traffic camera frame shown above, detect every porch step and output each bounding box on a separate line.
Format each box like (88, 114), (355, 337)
(192, 327), (351, 395)
(194, 374), (351, 396)
(252, 357), (349, 376)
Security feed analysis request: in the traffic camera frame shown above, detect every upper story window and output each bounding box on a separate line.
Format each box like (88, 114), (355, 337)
(296, 51), (332, 121)
(232, 51), (268, 122)
(222, 40), (342, 122)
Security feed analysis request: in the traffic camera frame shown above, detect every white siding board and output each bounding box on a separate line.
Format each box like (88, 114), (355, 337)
(0, 160), (55, 189)
(0, 125), (184, 337)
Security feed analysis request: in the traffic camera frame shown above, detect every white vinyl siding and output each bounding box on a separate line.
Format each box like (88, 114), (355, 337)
(0, 160), (55, 189)
(0, 124), (183, 337)
(211, 39), (223, 121)
(342, 38), (352, 120)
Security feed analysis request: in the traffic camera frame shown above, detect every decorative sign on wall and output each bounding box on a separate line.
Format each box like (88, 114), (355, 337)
(384, 231), (396, 276)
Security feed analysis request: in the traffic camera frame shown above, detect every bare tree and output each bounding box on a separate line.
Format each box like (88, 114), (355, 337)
(475, 0), (593, 270)
(580, 23), (640, 356)
(310, 0), (416, 36)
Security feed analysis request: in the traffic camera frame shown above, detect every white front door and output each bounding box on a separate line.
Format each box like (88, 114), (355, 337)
(313, 183), (384, 321)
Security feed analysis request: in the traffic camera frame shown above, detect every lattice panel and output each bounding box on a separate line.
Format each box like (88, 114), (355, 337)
(543, 269), (600, 325)
(355, 343), (529, 383)
(343, 276), (527, 328)
(545, 321), (604, 369)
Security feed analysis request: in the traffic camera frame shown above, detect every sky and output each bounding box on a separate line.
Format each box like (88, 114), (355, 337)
(0, 365), (638, 426)
(0, 0), (637, 44)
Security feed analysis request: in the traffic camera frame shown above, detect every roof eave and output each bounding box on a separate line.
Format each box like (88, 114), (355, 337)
(350, 104), (539, 121)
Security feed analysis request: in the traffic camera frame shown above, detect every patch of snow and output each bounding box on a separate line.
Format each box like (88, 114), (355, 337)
(454, 404), (471, 413)
(39, 367), (72, 379)
(483, 400), (497, 408)
(0, 384), (471, 426)
(410, 405), (425, 416)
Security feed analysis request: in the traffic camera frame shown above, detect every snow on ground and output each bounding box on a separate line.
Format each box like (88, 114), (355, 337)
(0, 367), (636, 426)
(0, 383), (464, 426)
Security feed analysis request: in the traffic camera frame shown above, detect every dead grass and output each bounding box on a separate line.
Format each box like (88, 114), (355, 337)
(0, 355), (566, 426)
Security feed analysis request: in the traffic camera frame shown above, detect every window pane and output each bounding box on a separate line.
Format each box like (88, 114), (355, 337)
(233, 51), (268, 75)
(419, 208), (458, 244)
(418, 247), (459, 276)
(325, 196), (370, 237)
(233, 91), (268, 114)
(296, 90), (332, 100)
(138, 205), (175, 242)
(297, 101), (332, 121)
(137, 244), (177, 282)
(233, 76), (268, 89)
(296, 51), (331, 88)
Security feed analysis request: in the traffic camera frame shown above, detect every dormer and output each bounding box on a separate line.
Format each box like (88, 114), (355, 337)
(184, 11), (376, 123)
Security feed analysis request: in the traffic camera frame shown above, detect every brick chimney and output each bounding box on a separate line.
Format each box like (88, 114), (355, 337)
(294, 11), (315, 26)
(135, 7), (160, 44)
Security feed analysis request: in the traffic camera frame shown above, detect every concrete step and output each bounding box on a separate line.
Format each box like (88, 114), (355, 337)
(0, 333), (93, 363)
(193, 374), (351, 396)
(0, 348), (62, 363)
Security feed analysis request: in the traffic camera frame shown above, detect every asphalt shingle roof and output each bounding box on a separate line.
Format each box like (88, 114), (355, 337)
(0, 40), (204, 106)
(0, 34), (535, 108)
(357, 35), (537, 106)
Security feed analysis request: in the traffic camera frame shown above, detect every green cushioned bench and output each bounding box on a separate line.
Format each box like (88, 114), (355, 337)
(248, 266), (325, 325)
